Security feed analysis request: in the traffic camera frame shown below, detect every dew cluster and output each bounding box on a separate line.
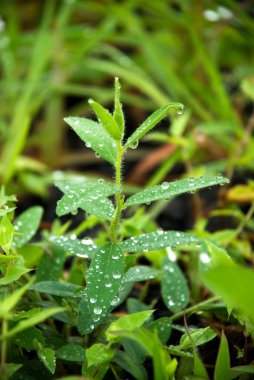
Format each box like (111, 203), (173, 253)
(49, 235), (97, 258)
(122, 230), (200, 253)
(125, 175), (229, 206)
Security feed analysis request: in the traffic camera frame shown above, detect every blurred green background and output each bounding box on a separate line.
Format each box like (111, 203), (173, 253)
(0, 0), (253, 200)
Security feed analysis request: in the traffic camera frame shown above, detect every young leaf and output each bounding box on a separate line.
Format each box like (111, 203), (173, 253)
(123, 265), (160, 283)
(179, 327), (217, 350)
(214, 331), (231, 380)
(125, 176), (229, 207)
(86, 343), (114, 368)
(88, 99), (121, 140)
(64, 117), (117, 164)
(13, 206), (43, 248)
(122, 230), (200, 253)
(0, 214), (14, 253)
(0, 280), (32, 317)
(203, 264), (254, 325)
(87, 243), (125, 322)
(105, 310), (154, 342)
(30, 281), (83, 298)
(161, 258), (189, 313)
(56, 343), (85, 362)
(148, 317), (172, 344)
(0, 265), (31, 285)
(55, 179), (118, 219)
(49, 235), (97, 258)
(38, 347), (56, 374)
(124, 103), (183, 149)
(113, 77), (125, 135)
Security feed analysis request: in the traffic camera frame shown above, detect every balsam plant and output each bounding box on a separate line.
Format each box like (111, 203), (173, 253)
(51, 78), (228, 330)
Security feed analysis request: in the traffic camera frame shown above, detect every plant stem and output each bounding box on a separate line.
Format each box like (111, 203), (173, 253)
(109, 141), (124, 242)
(170, 296), (221, 321)
(1, 317), (8, 378)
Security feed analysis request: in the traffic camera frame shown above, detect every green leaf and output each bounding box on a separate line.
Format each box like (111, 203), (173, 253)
(113, 328), (177, 380)
(125, 176), (229, 207)
(64, 117), (117, 164)
(1, 307), (63, 339)
(193, 351), (209, 379)
(122, 230), (200, 253)
(86, 343), (114, 368)
(214, 331), (231, 380)
(14, 327), (45, 350)
(87, 243), (125, 322)
(89, 99), (121, 140)
(148, 317), (172, 344)
(124, 103), (183, 149)
(203, 264), (254, 325)
(123, 265), (160, 283)
(0, 280), (31, 317)
(230, 365), (254, 375)
(38, 347), (56, 374)
(203, 240), (233, 267)
(49, 235), (97, 258)
(36, 245), (66, 282)
(161, 259), (189, 313)
(77, 298), (102, 335)
(112, 350), (148, 380)
(29, 281), (83, 298)
(3, 363), (23, 378)
(55, 179), (117, 219)
(179, 327), (217, 350)
(0, 214), (14, 254)
(56, 343), (85, 362)
(113, 77), (124, 135)
(13, 206), (43, 248)
(0, 265), (31, 285)
(106, 310), (154, 342)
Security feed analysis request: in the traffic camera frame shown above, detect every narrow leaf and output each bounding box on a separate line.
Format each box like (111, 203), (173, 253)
(122, 230), (200, 253)
(64, 117), (117, 164)
(113, 77), (125, 135)
(0, 281), (32, 317)
(123, 265), (160, 283)
(49, 235), (97, 258)
(13, 206), (43, 248)
(179, 327), (216, 350)
(125, 176), (229, 206)
(106, 310), (154, 342)
(0, 265), (31, 285)
(87, 243), (125, 322)
(38, 347), (56, 374)
(161, 258), (189, 313)
(89, 99), (121, 140)
(1, 307), (63, 339)
(214, 331), (231, 380)
(124, 103), (183, 149)
(86, 343), (114, 368)
(56, 343), (85, 362)
(30, 281), (83, 298)
(112, 350), (148, 380)
(0, 214), (14, 253)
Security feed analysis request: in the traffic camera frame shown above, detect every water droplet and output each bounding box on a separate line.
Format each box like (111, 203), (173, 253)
(93, 307), (102, 315)
(86, 142), (92, 148)
(95, 152), (101, 158)
(90, 297), (97, 304)
(177, 105), (184, 115)
(130, 141), (139, 149)
(98, 178), (105, 184)
(113, 273), (121, 279)
(161, 182), (169, 190)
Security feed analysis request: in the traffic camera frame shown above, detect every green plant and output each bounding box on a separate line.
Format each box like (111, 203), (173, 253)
(3, 79), (254, 380)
